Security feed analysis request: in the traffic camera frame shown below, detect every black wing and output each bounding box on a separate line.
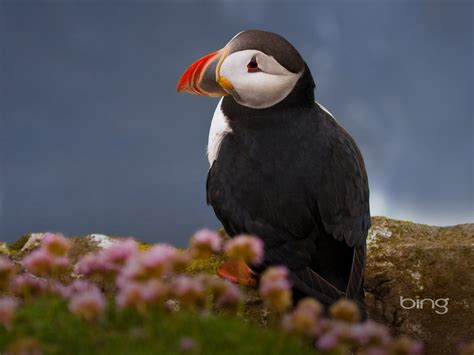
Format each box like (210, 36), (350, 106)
(313, 114), (371, 248)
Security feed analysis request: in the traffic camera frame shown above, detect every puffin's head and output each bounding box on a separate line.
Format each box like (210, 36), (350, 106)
(177, 30), (308, 109)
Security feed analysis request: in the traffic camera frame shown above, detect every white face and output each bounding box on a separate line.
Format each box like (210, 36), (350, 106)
(219, 50), (302, 109)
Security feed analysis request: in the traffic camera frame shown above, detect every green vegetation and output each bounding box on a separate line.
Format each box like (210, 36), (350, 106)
(0, 298), (315, 355)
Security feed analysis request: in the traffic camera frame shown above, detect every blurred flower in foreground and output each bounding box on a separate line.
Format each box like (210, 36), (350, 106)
(316, 331), (339, 351)
(42, 233), (70, 257)
(0, 297), (19, 330)
(172, 275), (206, 310)
(116, 280), (168, 313)
(116, 282), (150, 313)
(69, 289), (106, 322)
(224, 235), (263, 265)
(141, 244), (180, 278)
(58, 280), (102, 299)
(355, 320), (391, 347)
(259, 266), (292, 313)
(10, 274), (47, 298)
(329, 298), (361, 323)
(389, 335), (423, 355)
(0, 256), (16, 290)
(179, 336), (198, 352)
(76, 253), (114, 278)
(23, 249), (69, 278)
(281, 298), (323, 337)
(209, 278), (242, 313)
(103, 238), (139, 266)
(76, 239), (139, 280)
(189, 229), (222, 258)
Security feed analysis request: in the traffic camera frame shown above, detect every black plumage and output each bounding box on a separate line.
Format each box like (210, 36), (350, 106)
(206, 64), (370, 312)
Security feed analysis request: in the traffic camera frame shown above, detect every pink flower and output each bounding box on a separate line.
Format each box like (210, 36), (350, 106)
(116, 281), (167, 313)
(141, 244), (178, 277)
(0, 256), (15, 290)
(76, 239), (139, 279)
(75, 253), (117, 277)
(323, 321), (354, 345)
(358, 320), (391, 347)
(116, 282), (148, 312)
(116, 258), (147, 288)
(59, 280), (102, 299)
(259, 266), (292, 312)
(297, 298), (323, 318)
(42, 233), (70, 256)
(260, 266), (289, 282)
(69, 289), (106, 322)
(316, 332), (339, 351)
(329, 298), (361, 323)
(179, 337), (198, 352)
(10, 274), (47, 298)
(23, 249), (68, 277)
(209, 278), (242, 312)
(0, 297), (19, 330)
(280, 299), (322, 337)
(171, 276), (206, 309)
(189, 229), (222, 258)
(103, 239), (138, 265)
(389, 336), (423, 355)
(224, 235), (263, 265)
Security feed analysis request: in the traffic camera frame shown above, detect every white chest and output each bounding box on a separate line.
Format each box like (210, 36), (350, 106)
(207, 98), (232, 165)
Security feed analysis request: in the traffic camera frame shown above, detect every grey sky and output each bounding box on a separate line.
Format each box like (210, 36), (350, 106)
(1, 0), (472, 245)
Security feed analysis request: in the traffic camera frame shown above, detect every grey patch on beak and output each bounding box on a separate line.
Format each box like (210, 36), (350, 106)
(200, 56), (227, 96)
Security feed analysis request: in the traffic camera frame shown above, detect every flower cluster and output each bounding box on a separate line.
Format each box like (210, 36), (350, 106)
(0, 296), (19, 329)
(22, 233), (70, 277)
(259, 266), (292, 313)
(224, 235), (263, 265)
(76, 238), (139, 278)
(0, 230), (431, 355)
(189, 229), (222, 258)
(68, 287), (106, 322)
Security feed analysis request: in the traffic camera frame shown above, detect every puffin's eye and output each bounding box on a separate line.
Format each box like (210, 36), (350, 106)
(247, 56), (260, 72)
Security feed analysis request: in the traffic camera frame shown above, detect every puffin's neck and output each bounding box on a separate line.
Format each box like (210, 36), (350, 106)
(221, 63), (315, 125)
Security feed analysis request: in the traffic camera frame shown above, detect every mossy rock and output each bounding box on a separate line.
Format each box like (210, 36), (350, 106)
(366, 217), (474, 355)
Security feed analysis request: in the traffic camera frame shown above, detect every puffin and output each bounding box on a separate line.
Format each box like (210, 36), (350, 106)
(177, 30), (370, 314)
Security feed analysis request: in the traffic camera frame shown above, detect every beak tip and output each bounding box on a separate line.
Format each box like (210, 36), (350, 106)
(176, 49), (226, 97)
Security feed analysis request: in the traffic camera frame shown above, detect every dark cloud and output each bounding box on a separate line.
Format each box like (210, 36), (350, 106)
(1, 1), (472, 244)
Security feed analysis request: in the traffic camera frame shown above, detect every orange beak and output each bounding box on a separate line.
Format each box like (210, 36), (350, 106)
(177, 48), (231, 97)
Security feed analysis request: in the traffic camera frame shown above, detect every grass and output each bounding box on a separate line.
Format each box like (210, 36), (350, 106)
(0, 298), (316, 355)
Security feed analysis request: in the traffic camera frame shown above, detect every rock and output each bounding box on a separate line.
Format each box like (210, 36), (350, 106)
(366, 217), (474, 355)
(3, 232), (120, 258)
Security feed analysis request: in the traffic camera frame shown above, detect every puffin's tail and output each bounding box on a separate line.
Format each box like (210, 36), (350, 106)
(290, 244), (367, 318)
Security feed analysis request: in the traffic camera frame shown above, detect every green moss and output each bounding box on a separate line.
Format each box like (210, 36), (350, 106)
(186, 254), (224, 275)
(0, 243), (10, 255)
(138, 242), (151, 251)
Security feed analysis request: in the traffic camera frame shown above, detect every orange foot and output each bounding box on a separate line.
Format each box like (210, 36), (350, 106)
(217, 259), (258, 288)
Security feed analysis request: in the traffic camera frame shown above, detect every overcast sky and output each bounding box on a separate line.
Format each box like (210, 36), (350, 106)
(1, 0), (472, 245)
